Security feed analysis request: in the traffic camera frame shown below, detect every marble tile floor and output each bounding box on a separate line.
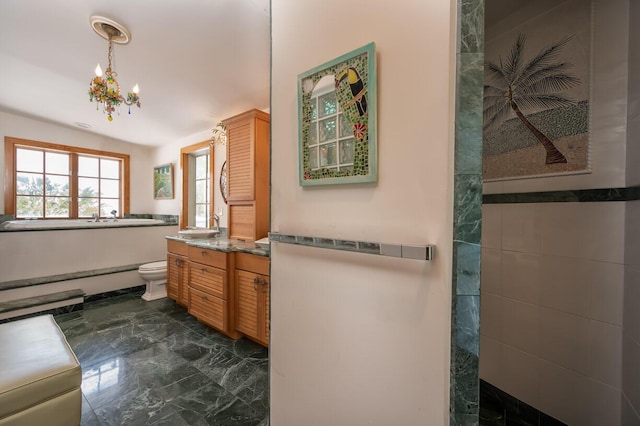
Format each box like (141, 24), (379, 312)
(54, 290), (269, 426)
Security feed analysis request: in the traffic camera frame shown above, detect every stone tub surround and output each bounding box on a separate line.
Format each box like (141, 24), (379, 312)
(166, 235), (269, 257)
(0, 214), (179, 230)
(0, 264), (147, 292)
(0, 285), (146, 325)
(125, 214), (179, 225)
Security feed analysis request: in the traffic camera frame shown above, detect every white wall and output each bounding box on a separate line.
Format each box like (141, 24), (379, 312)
(480, 202), (624, 425)
(270, 0), (456, 424)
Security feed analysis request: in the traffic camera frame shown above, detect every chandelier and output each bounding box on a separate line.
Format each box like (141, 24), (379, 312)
(88, 17), (141, 121)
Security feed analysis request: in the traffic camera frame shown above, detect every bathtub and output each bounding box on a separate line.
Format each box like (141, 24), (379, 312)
(1, 218), (167, 230)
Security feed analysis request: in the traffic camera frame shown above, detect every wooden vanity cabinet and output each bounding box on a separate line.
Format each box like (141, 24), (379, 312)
(187, 246), (238, 338)
(223, 109), (270, 241)
(234, 252), (269, 346)
(167, 240), (189, 306)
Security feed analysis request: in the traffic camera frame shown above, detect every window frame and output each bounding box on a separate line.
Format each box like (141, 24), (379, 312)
(4, 136), (130, 218)
(180, 140), (215, 230)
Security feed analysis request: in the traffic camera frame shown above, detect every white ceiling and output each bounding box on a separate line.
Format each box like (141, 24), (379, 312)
(0, 0), (270, 146)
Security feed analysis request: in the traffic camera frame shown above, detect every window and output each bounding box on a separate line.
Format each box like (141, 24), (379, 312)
(180, 141), (214, 229)
(4, 137), (130, 218)
(308, 75), (356, 172)
(193, 151), (211, 227)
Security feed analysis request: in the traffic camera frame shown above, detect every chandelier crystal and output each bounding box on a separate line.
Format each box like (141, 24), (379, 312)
(88, 17), (141, 121)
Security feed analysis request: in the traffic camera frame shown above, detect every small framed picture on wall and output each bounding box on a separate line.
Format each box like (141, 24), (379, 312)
(153, 163), (174, 199)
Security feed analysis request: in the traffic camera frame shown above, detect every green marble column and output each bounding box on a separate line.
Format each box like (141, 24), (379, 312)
(450, 0), (484, 425)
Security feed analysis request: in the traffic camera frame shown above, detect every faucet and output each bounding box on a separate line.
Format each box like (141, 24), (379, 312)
(110, 210), (118, 221)
(213, 214), (220, 231)
(92, 213), (100, 222)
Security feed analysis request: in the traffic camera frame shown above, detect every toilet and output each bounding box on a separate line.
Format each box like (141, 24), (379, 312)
(138, 261), (168, 301)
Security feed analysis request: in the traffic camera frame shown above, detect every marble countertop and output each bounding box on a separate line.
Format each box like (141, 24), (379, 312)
(166, 235), (269, 257)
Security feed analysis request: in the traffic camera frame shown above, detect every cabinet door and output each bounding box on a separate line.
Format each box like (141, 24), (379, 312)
(167, 254), (181, 301)
(179, 261), (190, 306)
(167, 254), (189, 306)
(229, 203), (256, 241)
(227, 120), (254, 202)
(260, 275), (270, 345)
(236, 270), (259, 339)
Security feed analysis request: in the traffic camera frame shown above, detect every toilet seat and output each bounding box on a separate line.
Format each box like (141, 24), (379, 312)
(139, 261), (167, 272)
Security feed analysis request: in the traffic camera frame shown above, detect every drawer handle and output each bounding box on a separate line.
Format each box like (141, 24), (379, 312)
(201, 268), (206, 274)
(201, 295), (207, 301)
(260, 278), (267, 292)
(175, 259), (181, 267)
(253, 277), (258, 291)
(201, 251), (206, 257)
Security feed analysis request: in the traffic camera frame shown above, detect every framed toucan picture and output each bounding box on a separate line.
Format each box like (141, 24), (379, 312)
(297, 42), (377, 186)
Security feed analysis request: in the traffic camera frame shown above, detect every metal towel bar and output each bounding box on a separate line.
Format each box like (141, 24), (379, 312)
(269, 232), (434, 261)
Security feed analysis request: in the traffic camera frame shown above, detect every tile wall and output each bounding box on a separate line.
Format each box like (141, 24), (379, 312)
(624, 201), (640, 424)
(480, 202), (625, 425)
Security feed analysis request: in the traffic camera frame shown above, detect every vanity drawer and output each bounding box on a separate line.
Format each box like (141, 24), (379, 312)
(167, 239), (189, 256)
(189, 287), (227, 331)
(188, 246), (227, 269)
(235, 252), (269, 275)
(189, 263), (227, 298)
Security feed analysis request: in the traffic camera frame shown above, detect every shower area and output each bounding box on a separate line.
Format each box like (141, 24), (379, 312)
(478, 0), (640, 424)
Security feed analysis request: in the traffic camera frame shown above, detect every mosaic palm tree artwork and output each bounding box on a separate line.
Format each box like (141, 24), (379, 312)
(298, 42), (377, 186)
(483, 6), (591, 181)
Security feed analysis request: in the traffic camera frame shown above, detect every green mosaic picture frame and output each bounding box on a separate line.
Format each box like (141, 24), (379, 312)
(298, 42), (377, 186)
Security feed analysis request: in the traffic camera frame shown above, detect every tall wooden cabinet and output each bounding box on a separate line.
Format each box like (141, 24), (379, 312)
(223, 109), (270, 241)
(167, 240), (189, 306)
(234, 253), (270, 346)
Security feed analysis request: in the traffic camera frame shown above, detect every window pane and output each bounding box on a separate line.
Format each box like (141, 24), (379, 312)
(100, 179), (119, 198)
(16, 149), (43, 173)
(308, 122), (317, 146)
(339, 114), (353, 138)
(195, 204), (208, 228)
(78, 156), (99, 177)
(45, 175), (69, 196)
(195, 180), (208, 203)
(309, 147), (318, 169)
(319, 92), (337, 118)
(100, 159), (120, 179)
(45, 152), (69, 175)
(319, 118), (336, 142)
(100, 199), (119, 217)
(16, 196), (43, 218)
(195, 154), (208, 179)
(79, 177), (99, 197)
(310, 98), (318, 120)
(339, 138), (355, 163)
(78, 198), (99, 217)
(45, 197), (70, 218)
(320, 143), (337, 167)
(16, 172), (43, 195)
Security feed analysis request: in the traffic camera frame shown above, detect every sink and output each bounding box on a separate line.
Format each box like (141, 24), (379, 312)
(255, 237), (270, 249)
(178, 229), (220, 239)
